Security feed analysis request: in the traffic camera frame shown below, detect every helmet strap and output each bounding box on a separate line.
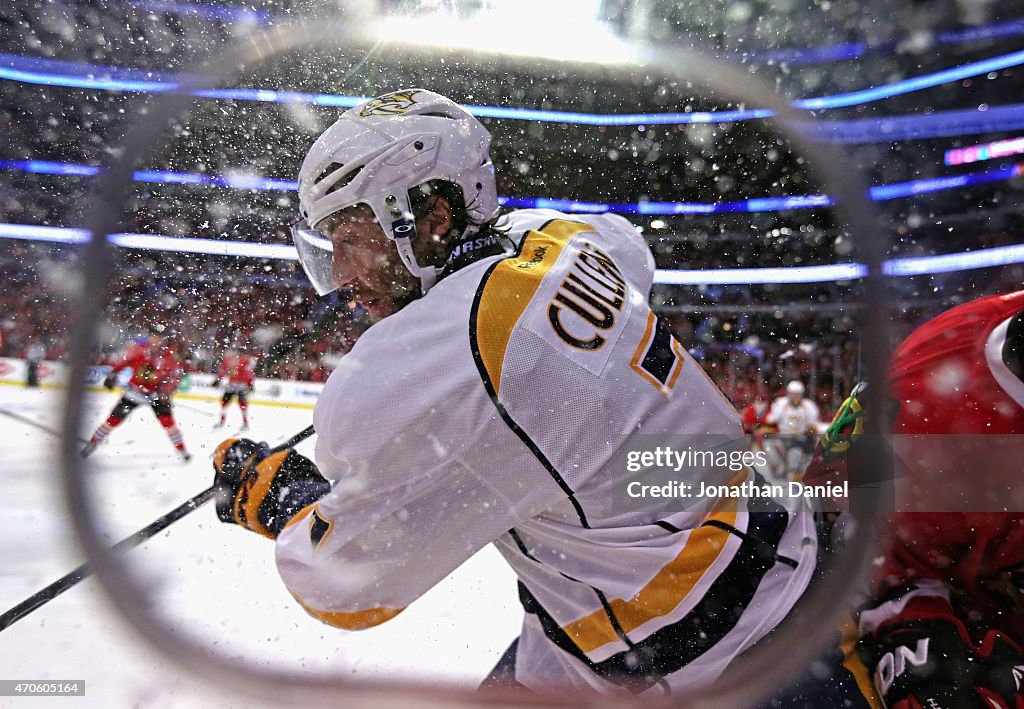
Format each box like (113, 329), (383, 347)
(382, 194), (439, 294)
(393, 236), (438, 294)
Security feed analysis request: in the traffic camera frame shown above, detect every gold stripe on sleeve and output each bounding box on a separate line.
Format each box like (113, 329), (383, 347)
(291, 593), (405, 630)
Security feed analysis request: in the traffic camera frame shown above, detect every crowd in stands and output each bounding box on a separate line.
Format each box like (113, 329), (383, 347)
(4, 236), (1020, 423)
(2, 0), (1023, 421)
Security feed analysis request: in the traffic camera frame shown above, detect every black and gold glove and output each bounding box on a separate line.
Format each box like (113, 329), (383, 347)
(212, 438), (330, 539)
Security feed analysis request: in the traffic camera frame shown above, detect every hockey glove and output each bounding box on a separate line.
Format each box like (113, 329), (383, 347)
(857, 595), (1024, 709)
(212, 438), (330, 539)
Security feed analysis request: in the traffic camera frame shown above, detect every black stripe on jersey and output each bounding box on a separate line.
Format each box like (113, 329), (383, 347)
(469, 221), (591, 529)
(701, 519), (799, 569)
(519, 509), (792, 690)
(507, 528), (540, 562)
(507, 526), (651, 688)
(639, 316), (679, 385)
(1004, 310), (1024, 380)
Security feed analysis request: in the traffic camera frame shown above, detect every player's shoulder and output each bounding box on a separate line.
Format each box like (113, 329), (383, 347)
(498, 208), (638, 241)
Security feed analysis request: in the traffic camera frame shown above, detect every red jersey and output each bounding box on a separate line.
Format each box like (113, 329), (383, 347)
(808, 291), (1024, 640)
(217, 354), (257, 387)
(882, 290), (1024, 638)
(108, 343), (183, 396)
(740, 400), (770, 434)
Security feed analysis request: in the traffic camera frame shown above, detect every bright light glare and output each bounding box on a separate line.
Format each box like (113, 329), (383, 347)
(375, 1), (638, 65)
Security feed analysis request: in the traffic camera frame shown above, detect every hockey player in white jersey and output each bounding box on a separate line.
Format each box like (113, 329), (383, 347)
(765, 380), (822, 481)
(211, 89), (875, 703)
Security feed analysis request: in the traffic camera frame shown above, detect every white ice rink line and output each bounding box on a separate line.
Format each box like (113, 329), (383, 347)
(0, 385), (520, 708)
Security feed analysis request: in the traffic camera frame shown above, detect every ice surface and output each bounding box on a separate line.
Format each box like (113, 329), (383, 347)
(0, 386), (520, 707)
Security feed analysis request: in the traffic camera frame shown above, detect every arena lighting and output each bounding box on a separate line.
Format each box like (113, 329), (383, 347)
(802, 103), (1024, 144)
(4, 158), (1021, 213)
(3, 222), (1021, 283)
(59, 0), (270, 24)
(721, 17), (1024, 65)
(883, 242), (1024, 276)
(373, 0), (637, 65)
(107, 0), (271, 25)
(3, 47), (1024, 124)
(868, 163), (1023, 200)
(795, 48), (1024, 110)
(0, 223), (298, 259)
(57, 0), (1024, 67)
(653, 262), (867, 285)
(652, 243), (1024, 284)
(945, 135), (1024, 165)
(0, 160), (298, 189)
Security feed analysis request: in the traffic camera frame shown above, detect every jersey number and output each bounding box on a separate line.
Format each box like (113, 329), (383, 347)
(630, 311), (684, 397)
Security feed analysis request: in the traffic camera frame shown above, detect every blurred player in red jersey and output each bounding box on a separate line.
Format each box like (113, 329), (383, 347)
(805, 290), (1024, 708)
(213, 349), (257, 431)
(81, 334), (192, 462)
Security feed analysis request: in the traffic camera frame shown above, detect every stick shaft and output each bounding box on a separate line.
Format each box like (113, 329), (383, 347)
(0, 425), (315, 632)
(0, 406), (87, 444)
(276, 424), (315, 451)
(173, 400), (217, 418)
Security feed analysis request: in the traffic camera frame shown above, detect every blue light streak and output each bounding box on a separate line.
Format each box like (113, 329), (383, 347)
(1, 223), (1021, 284)
(3, 47), (1024, 126)
(0, 223), (297, 259)
(5, 159), (1020, 213)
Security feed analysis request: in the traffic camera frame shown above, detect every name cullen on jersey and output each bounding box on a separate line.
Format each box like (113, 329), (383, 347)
(547, 241), (628, 351)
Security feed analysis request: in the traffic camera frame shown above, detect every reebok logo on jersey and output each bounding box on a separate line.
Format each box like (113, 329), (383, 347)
(517, 245), (549, 269)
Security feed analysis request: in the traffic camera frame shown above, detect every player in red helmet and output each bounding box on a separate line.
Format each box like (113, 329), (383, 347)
(806, 290), (1024, 708)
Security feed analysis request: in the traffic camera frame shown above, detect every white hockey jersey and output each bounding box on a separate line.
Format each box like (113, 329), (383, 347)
(274, 209), (817, 693)
(766, 397), (822, 436)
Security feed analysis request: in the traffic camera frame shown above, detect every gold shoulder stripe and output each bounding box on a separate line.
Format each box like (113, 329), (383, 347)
(475, 220), (593, 394)
(291, 592), (405, 630)
(562, 495), (739, 654)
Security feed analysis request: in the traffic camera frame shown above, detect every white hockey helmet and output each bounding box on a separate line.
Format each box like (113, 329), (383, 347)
(786, 380), (805, 395)
(292, 88), (498, 296)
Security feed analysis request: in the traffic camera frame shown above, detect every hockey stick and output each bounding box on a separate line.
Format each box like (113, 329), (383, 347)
(0, 423), (315, 632)
(0, 405), (89, 444)
(173, 400), (217, 418)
